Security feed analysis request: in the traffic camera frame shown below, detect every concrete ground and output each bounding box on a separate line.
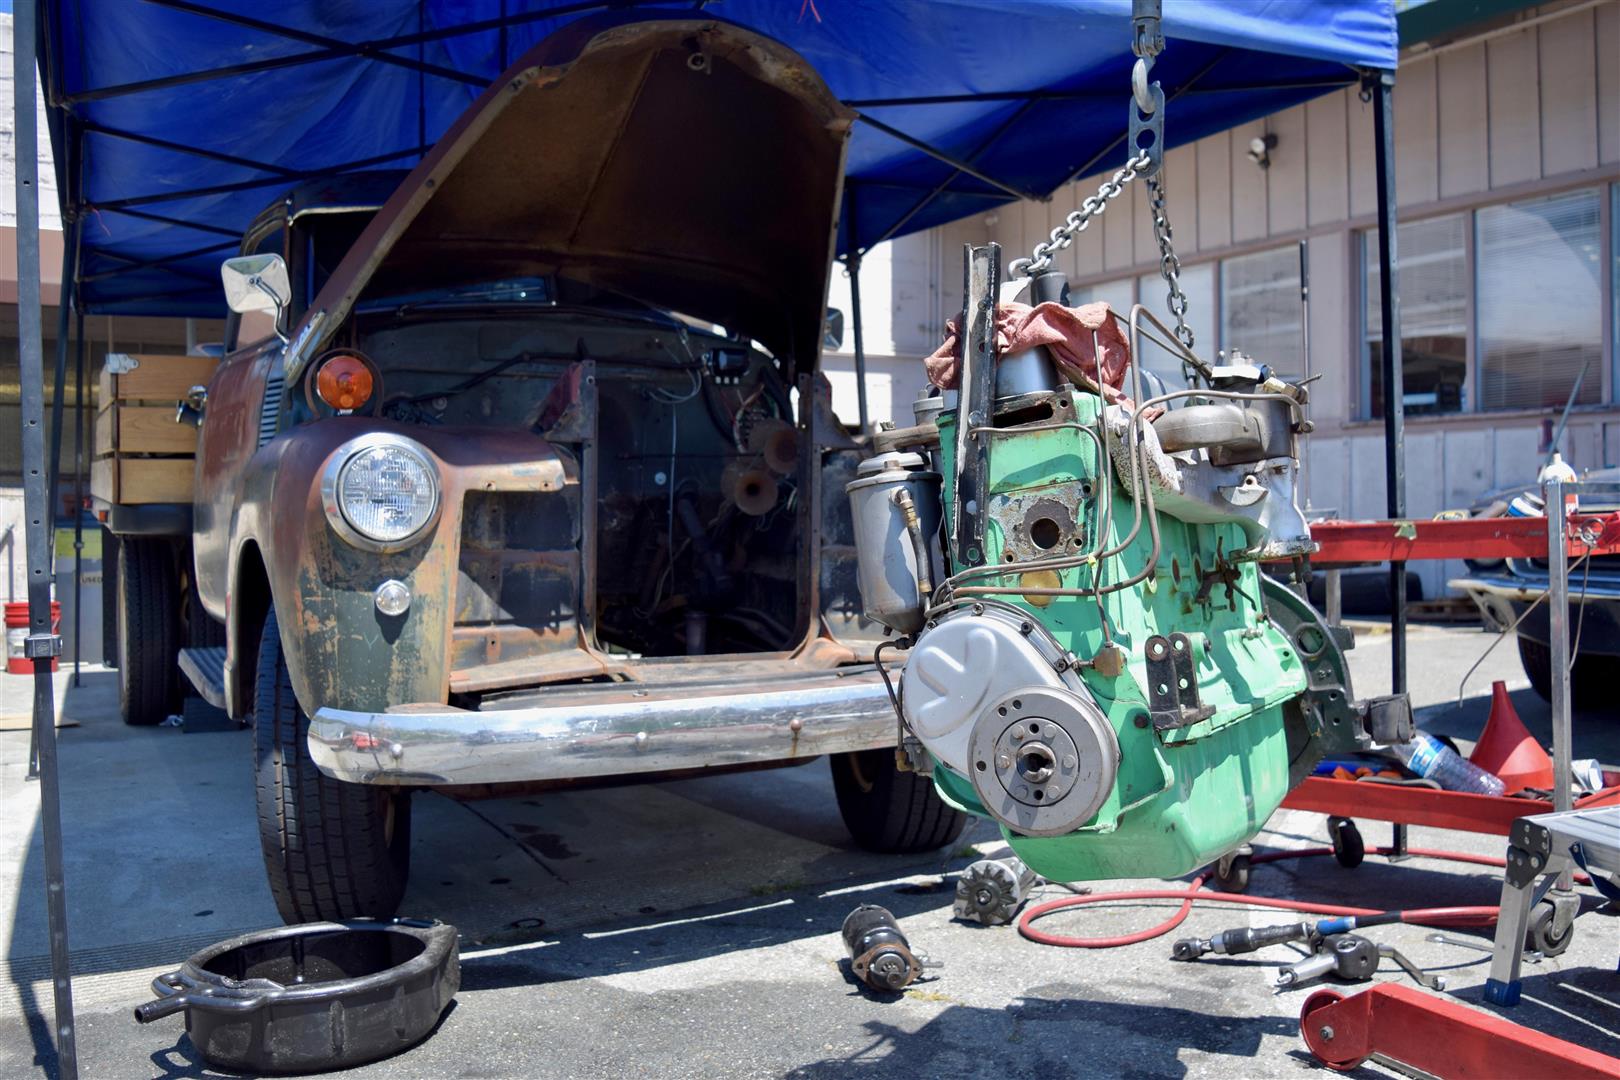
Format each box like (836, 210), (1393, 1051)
(1, 625), (1617, 1079)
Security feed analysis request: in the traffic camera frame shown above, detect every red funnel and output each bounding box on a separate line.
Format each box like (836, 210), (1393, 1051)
(1469, 681), (1554, 794)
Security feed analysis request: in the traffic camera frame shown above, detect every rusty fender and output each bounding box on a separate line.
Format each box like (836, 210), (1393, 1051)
(229, 417), (574, 715)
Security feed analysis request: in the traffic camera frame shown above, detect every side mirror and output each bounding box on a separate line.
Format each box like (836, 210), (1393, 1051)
(221, 254), (291, 341)
(175, 385), (208, 428)
(823, 307), (845, 351)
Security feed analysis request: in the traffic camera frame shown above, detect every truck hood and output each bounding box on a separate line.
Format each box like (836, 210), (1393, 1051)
(292, 17), (853, 376)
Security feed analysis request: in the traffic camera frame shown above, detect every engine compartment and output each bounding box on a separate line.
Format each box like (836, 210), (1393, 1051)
(328, 298), (808, 663)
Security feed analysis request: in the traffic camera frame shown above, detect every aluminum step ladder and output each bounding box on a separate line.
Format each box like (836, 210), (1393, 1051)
(1485, 804), (1620, 1006)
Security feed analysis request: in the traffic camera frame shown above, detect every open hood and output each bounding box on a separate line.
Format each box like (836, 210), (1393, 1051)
(293, 17), (854, 375)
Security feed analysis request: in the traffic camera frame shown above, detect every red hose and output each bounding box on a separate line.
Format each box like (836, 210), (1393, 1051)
(1017, 845), (1524, 948)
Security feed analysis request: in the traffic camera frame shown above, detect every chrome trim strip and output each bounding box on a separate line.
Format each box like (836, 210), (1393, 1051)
(306, 672), (897, 786)
(1449, 577), (1620, 602)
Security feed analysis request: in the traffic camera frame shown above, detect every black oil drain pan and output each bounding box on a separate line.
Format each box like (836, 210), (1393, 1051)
(134, 918), (458, 1074)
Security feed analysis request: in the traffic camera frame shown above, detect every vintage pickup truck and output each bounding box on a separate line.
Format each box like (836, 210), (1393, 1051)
(106, 18), (967, 923)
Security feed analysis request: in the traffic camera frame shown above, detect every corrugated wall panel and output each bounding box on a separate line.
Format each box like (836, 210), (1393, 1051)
(1437, 42), (1490, 198)
(1195, 133), (1232, 249)
(1348, 89), (1377, 218)
(1269, 105), (1308, 234)
(1306, 91), (1349, 226)
(1231, 121), (1269, 241)
(1600, 2), (1620, 164)
(1538, 6), (1598, 177)
(1486, 28), (1542, 187)
(1395, 57), (1439, 206)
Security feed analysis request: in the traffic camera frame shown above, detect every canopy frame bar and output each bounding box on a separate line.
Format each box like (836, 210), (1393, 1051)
(855, 113), (1046, 204)
(843, 74), (1356, 109)
(80, 239), (239, 284)
(85, 144), (433, 211)
(78, 119), (304, 178)
(65, 0), (634, 103)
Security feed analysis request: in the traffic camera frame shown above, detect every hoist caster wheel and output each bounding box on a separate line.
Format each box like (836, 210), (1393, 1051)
(1328, 817), (1365, 869)
(1299, 989), (1366, 1072)
(1211, 849), (1253, 894)
(1527, 900), (1573, 957)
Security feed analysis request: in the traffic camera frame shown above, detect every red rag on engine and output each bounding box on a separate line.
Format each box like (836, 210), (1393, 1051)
(923, 300), (1133, 404)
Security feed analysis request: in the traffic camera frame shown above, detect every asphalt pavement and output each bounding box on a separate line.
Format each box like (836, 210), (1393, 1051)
(1, 624), (1616, 1079)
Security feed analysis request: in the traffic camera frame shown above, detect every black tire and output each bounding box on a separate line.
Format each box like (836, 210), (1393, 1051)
(1518, 635), (1611, 710)
(831, 749), (968, 854)
(116, 537), (178, 725)
(100, 527), (119, 670)
(254, 609), (411, 924)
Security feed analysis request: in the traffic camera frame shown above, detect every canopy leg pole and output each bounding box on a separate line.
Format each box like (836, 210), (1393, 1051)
(15, 1), (79, 1075)
(1370, 70), (1406, 697)
(848, 252), (871, 434)
(72, 306), (85, 685)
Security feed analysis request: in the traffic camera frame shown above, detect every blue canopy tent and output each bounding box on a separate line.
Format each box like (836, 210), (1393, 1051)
(14, 4), (1399, 1076)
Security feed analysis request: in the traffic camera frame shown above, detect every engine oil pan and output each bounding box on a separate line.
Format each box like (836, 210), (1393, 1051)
(134, 918), (458, 1074)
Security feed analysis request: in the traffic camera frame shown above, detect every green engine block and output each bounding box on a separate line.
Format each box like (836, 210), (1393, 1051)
(849, 248), (1402, 885)
(927, 389), (1306, 882)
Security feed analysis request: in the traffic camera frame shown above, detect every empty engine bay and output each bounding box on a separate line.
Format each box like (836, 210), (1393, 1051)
(335, 302), (808, 662)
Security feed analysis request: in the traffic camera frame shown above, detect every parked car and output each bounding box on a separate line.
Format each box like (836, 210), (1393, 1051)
(1451, 466), (1620, 708)
(111, 18), (967, 923)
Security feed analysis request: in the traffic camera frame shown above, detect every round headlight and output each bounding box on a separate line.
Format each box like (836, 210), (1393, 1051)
(328, 439), (439, 547)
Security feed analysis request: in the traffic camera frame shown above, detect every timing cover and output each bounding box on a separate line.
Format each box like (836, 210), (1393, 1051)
(899, 604), (1071, 776)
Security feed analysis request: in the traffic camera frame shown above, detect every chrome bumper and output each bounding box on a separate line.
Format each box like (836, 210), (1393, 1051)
(1450, 574), (1620, 603)
(306, 670), (897, 786)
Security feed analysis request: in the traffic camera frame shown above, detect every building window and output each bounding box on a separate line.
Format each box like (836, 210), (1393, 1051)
(1476, 188), (1602, 412)
(1135, 263), (1214, 390)
(1220, 246), (1303, 377)
(1364, 213), (1468, 417)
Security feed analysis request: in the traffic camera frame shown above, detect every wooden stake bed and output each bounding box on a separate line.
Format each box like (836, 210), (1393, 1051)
(90, 353), (217, 506)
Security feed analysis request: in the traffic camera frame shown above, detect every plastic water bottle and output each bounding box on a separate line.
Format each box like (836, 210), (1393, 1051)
(1390, 733), (1506, 796)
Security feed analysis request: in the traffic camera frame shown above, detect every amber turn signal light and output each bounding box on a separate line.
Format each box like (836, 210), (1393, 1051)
(316, 354), (374, 412)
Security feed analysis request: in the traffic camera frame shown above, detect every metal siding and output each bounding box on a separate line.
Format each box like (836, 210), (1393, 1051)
(1348, 88), (1377, 218)
(1395, 57), (1439, 207)
(1269, 105), (1308, 235)
(1230, 122), (1269, 242)
(1103, 178), (1136, 271)
(1600, 1), (1620, 165)
(1537, 6), (1599, 177)
(1486, 28), (1542, 188)
(1437, 42), (1491, 198)
(1306, 91), (1350, 226)
(1164, 145), (1199, 253)
(1073, 178), (1106, 277)
(1195, 133), (1233, 250)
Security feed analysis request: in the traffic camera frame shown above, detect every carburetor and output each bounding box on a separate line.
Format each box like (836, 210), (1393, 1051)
(847, 244), (1410, 884)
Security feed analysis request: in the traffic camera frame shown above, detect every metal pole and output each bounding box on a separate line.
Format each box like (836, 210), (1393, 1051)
(14, 1), (79, 1074)
(46, 220), (77, 546)
(72, 306), (85, 684)
(848, 253), (871, 435)
(1546, 481), (1572, 814)
(1297, 238), (1311, 505)
(1370, 71), (1406, 695)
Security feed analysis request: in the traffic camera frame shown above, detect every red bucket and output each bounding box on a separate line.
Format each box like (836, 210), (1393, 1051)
(6, 601), (60, 674)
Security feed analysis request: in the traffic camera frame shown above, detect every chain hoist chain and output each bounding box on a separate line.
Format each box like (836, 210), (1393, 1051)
(1009, 150), (1151, 279)
(1145, 172), (1193, 350)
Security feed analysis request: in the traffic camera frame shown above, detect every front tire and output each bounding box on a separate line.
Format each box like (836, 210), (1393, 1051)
(831, 749), (968, 854)
(116, 537), (178, 725)
(253, 609), (411, 923)
(1518, 635), (1612, 710)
